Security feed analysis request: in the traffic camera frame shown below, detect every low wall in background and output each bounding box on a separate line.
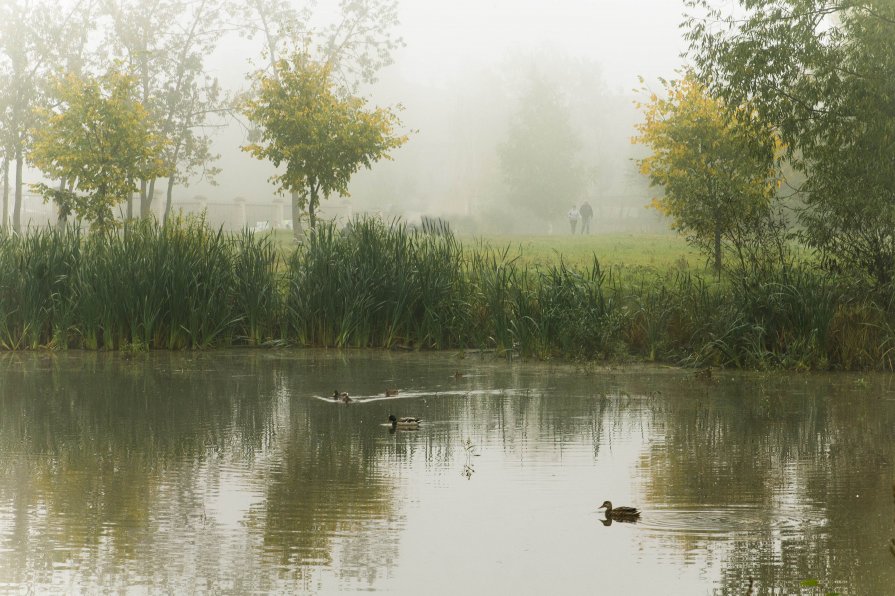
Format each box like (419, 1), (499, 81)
(10, 193), (354, 232)
(7, 192), (663, 235)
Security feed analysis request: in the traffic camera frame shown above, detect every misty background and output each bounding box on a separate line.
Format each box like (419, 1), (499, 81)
(16, 0), (688, 234)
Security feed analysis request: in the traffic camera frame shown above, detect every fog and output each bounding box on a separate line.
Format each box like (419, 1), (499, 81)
(8, 0), (689, 234)
(212, 0), (685, 233)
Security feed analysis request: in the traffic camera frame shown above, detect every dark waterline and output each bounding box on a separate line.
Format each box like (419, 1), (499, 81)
(0, 351), (893, 594)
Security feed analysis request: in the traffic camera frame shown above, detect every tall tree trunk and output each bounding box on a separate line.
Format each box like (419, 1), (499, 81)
(132, 180), (146, 220)
(138, 52), (152, 221)
(164, 175), (175, 225)
(2, 157), (8, 231)
(56, 178), (67, 230)
(142, 178), (157, 218)
(714, 225), (722, 276)
(290, 190), (304, 242)
(13, 149), (23, 234)
(308, 184), (318, 229)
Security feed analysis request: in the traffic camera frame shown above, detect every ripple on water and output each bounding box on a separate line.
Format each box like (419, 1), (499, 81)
(636, 504), (830, 540)
(311, 388), (527, 404)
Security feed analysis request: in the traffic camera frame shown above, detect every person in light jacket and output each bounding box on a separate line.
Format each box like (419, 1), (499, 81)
(567, 205), (580, 234)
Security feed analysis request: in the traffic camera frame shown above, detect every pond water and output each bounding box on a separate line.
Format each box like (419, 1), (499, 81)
(0, 351), (894, 594)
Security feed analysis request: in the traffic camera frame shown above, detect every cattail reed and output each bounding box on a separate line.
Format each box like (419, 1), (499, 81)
(1, 216), (894, 370)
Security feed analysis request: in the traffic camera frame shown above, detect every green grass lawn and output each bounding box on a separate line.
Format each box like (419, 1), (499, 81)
(269, 228), (703, 273)
(461, 232), (703, 272)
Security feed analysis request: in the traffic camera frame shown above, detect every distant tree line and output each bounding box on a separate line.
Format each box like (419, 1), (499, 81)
(0, 0), (406, 237)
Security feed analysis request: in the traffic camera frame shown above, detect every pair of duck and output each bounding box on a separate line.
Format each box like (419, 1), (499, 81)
(332, 389), (400, 402)
(331, 390), (419, 429)
(388, 414), (421, 429)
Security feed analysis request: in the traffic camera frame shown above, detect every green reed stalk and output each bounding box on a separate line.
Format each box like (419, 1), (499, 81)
(4, 214), (895, 370)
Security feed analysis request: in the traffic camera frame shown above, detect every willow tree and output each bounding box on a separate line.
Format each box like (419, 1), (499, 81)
(242, 53), (407, 237)
(29, 71), (167, 232)
(685, 0), (895, 284)
(634, 73), (783, 273)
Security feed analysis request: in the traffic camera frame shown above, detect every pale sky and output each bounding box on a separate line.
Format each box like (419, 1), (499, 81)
(204, 0), (690, 203)
(391, 0), (687, 90)
(209, 0), (688, 91)
(18, 0), (692, 222)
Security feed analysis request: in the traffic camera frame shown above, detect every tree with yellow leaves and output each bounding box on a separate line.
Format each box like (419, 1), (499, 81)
(242, 52), (408, 240)
(30, 70), (168, 233)
(634, 72), (782, 273)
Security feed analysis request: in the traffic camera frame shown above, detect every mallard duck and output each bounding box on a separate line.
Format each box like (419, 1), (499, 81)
(385, 388), (399, 397)
(388, 414), (420, 429)
(599, 500), (640, 520)
(452, 370), (464, 380)
(333, 390), (351, 403)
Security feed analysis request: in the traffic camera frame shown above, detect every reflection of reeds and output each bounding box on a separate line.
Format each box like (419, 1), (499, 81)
(5, 215), (895, 369)
(891, 482), (895, 558)
(461, 438), (478, 479)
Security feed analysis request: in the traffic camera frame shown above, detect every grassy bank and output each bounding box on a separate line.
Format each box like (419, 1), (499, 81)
(1, 216), (893, 370)
(460, 233), (700, 271)
(272, 228), (700, 272)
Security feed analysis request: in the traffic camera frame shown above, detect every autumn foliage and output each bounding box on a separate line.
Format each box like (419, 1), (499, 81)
(29, 71), (168, 232)
(242, 53), (408, 232)
(633, 73), (782, 272)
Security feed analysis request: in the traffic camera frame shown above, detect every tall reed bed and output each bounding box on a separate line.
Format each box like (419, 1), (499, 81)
(284, 218), (466, 348)
(0, 229), (81, 349)
(0, 217), (280, 349)
(3, 215), (895, 370)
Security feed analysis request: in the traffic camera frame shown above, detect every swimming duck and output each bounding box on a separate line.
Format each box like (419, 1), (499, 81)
(452, 370), (464, 380)
(385, 388), (400, 397)
(599, 500), (640, 520)
(333, 390), (351, 403)
(388, 414), (421, 429)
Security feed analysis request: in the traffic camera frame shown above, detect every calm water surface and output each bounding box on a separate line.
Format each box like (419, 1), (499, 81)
(0, 351), (894, 594)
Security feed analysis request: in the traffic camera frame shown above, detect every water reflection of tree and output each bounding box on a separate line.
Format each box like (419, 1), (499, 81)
(260, 400), (402, 586)
(7, 351), (892, 593)
(257, 354), (651, 586)
(0, 351), (280, 589)
(640, 375), (895, 594)
(0, 351), (412, 591)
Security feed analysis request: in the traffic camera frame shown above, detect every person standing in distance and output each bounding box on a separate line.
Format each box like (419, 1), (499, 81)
(579, 201), (593, 235)
(567, 205), (580, 234)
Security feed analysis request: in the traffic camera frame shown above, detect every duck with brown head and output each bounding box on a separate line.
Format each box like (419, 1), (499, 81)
(388, 414), (420, 429)
(599, 500), (640, 521)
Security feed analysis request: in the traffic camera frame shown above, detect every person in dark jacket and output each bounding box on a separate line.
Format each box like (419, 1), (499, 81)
(579, 201), (593, 234)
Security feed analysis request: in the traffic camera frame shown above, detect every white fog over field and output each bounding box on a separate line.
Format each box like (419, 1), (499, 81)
(9, 0), (688, 233)
(206, 1), (686, 232)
